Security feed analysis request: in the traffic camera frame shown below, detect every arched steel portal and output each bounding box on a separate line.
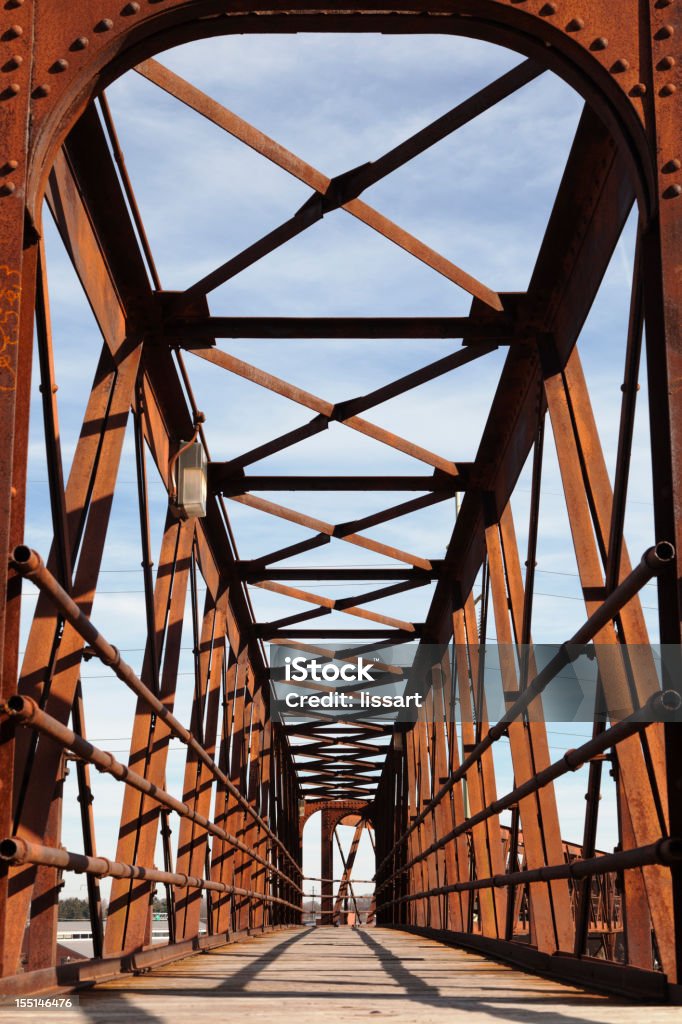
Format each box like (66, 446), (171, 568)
(0, 0), (680, 1006)
(301, 801), (374, 925)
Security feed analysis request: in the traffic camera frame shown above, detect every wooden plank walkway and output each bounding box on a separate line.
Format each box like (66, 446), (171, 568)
(9, 927), (682, 1023)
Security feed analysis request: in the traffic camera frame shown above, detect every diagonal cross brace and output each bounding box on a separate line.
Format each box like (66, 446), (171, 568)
(134, 58), (541, 311)
(231, 491), (432, 569)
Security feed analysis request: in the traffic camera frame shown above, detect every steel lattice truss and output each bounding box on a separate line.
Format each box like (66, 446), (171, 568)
(0, 0), (680, 1005)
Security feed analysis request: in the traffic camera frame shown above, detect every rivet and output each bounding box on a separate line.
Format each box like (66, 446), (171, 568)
(540, 2), (557, 14)
(33, 83), (51, 98)
(71, 37), (89, 51)
(10, 486), (16, 498)
(590, 37), (608, 51)
(51, 58), (69, 73)
(661, 82), (677, 95)
(95, 18), (114, 31)
(122, 1), (140, 12)
(3, 159), (18, 171)
(655, 0), (673, 6)
(630, 82), (647, 96)
(6, 0), (25, 7)
(664, 183), (682, 198)
(656, 24), (675, 39)
(566, 17), (585, 31)
(5, 24), (23, 38)
(658, 55), (676, 70)
(662, 158), (681, 172)
(610, 58), (630, 73)
(0, 182), (16, 195)
(4, 54), (22, 70)
(6, 82), (20, 95)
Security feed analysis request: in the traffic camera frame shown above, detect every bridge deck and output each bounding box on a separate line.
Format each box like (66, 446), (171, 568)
(32, 927), (681, 1023)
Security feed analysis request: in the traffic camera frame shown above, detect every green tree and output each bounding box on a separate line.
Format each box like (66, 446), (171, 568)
(58, 897), (90, 920)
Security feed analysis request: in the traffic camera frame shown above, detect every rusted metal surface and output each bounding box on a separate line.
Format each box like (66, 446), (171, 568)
(134, 57), (504, 311)
(0, 838), (300, 914)
(0, 0), (680, 1004)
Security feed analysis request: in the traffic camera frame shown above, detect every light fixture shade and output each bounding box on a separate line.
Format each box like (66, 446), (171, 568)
(176, 440), (207, 518)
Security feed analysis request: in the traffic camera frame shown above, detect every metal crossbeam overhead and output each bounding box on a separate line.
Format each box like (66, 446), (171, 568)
(210, 474), (467, 494)
(241, 567), (440, 581)
(163, 315), (511, 340)
(0, 0), (680, 1007)
(260, 628), (423, 639)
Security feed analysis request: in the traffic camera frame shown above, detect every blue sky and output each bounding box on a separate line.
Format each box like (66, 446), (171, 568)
(20, 32), (655, 901)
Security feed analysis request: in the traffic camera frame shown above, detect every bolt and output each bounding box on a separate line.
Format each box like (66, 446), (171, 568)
(0, 182), (16, 195)
(95, 18), (114, 31)
(33, 83), (51, 98)
(610, 58), (630, 73)
(5, 24), (22, 38)
(591, 37), (608, 50)
(664, 184), (682, 198)
(660, 83), (677, 95)
(566, 17), (585, 31)
(658, 55), (676, 70)
(630, 82), (647, 96)
(656, 24), (675, 39)
(662, 158), (681, 172)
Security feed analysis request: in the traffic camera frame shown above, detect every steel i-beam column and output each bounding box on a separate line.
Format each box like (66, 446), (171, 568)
(320, 809), (335, 925)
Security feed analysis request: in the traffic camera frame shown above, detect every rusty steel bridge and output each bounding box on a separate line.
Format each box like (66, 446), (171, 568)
(0, 1), (681, 1017)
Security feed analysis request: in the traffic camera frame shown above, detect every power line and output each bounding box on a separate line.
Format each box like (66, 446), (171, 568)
(20, 587), (658, 610)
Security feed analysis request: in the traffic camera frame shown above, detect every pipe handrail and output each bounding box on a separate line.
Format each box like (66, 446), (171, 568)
(2, 693), (303, 895)
(0, 838), (301, 914)
(375, 687), (681, 892)
(375, 837), (682, 909)
(374, 541), (674, 879)
(10, 545), (302, 879)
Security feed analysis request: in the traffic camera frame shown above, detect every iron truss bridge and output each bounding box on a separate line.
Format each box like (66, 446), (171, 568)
(0, 1), (680, 1014)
